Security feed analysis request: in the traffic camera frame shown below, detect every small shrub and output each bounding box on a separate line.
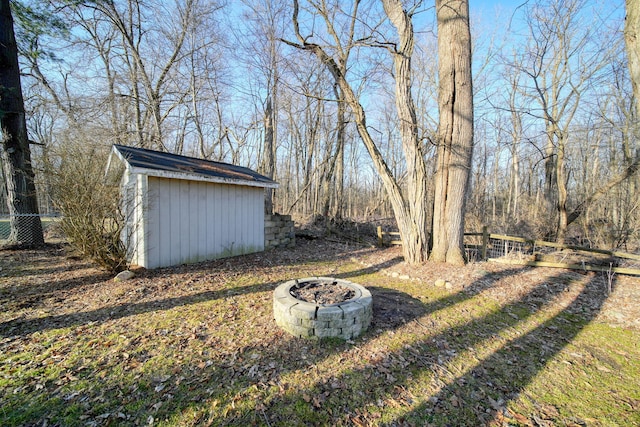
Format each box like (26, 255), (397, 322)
(48, 143), (128, 272)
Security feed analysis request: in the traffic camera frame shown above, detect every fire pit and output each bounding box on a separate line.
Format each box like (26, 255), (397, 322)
(273, 277), (372, 339)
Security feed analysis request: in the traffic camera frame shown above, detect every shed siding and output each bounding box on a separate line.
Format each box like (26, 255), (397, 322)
(179, 179), (191, 263)
(133, 174), (149, 267)
(140, 176), (265, 269)
(207, 184), (216, 255)
(147, 176), (161, 266)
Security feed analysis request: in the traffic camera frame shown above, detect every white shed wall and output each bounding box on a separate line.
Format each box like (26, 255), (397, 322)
(133, 176), (265, 269)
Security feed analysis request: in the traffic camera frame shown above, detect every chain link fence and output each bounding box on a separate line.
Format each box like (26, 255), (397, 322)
(480, 234), (640, 273)
(0, 213), (63, 245)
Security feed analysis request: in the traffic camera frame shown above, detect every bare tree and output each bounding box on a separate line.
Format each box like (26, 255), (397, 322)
(381, 0), (430, 262)
(513, 0), (638, 243)
(287, 0), (431, 263)
(262, 95), (276, 214)
(57, 0), (206, 151)
(234, 0), (289, 214)
(0, 0), (44, 247)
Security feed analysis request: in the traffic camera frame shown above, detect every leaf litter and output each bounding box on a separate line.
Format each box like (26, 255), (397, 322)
(0, 240), (639, 426)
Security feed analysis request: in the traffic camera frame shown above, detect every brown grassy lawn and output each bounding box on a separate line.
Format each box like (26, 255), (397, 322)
(1, 240), (639, 426)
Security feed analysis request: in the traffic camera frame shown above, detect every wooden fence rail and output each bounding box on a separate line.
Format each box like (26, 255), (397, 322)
(376, 228), (403, 247)
(375, 226), (640, 276)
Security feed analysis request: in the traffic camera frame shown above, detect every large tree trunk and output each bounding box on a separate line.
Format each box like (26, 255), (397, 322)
(262, 97), (276, 214)
(555, 140), (569, 244)
(382, 0), (429, 263)
(431, 0), (474, 265)
(0, 0), (44, 247)
(626, 0), (640, 110)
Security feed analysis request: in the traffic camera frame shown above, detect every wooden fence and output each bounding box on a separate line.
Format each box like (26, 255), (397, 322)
(376, 226), (640, 276)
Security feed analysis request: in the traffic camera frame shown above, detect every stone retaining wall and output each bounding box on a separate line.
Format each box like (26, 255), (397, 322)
(265, 214), (295, 249)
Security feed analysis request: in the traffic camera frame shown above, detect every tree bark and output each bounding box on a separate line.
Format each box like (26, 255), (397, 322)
(333, 112), (345, 220)
(262, 97), (276, 214)
(382, 0), (430, 263)
(555, 140), (569, 243)
(431, 0), (474, 265)
(626, 0), (640, 111)
(0, 0), (44, 247)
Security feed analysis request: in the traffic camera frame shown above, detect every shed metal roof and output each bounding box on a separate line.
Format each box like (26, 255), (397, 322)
(111, 144), (278, 189)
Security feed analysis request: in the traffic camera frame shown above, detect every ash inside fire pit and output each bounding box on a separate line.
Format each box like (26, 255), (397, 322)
(289, 279), (355, 305)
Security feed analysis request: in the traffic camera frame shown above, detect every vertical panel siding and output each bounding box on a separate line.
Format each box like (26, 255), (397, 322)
(180, 179), (192, 263)
(229, 185), (237, 253)
(134, 174), (149, 267)
(187, 181), (198, 262)
(121, 172), (138, 264)
(137, 176), (266, 268)
(156, 177), (170, 268)
(212, 184), (222, 256)
(242, 188), (249, 252)
(196, 182), (207, 258)
(242, 188), (250, 251)
(146, 177), (161, 268)
(220, 185), (231, 254)
(252, 189), (264, 250)
(205, 182), (214, 255)
(169, 179), (181, 266)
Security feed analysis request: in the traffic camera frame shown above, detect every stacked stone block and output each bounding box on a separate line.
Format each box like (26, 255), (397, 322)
(273, 277), (373, 340)
(265, 214), (295, 249)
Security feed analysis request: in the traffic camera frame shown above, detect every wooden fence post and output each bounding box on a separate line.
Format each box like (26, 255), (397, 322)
(481, 225), (489, 260)
(377, 226), (383, 247)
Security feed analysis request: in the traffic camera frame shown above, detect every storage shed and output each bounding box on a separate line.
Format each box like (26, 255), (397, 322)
(108, 144), (278, 269)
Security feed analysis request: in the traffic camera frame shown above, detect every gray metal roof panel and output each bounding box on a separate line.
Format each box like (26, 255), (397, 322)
(113, 144), (277, 186)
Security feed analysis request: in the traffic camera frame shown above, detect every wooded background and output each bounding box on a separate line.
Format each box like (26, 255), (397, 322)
(2, 0), (638, 253)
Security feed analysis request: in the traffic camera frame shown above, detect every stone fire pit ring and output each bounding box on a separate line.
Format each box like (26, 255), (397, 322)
(273, 277), (372, 340)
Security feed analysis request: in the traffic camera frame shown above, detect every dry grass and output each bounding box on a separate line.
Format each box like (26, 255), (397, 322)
(1, 240), (639, 426)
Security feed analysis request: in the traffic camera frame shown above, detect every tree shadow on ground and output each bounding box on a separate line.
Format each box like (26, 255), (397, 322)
(334, 256), (404, 280)
(0, 243), (619, 426)
(139, 285), (434, 425)
(0, 240), (368, 309)
(145, 267), (529, 425)
(0, 281), (278, 338)
(0, 245), (104, 301)
(0, 242), (399, 339)
(369, 286), (429, 329)
(0, 270), (115, 311)
(0, 255), (425, 425)
(388, 270), (614, 426)
(250, 268), (613, 426)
